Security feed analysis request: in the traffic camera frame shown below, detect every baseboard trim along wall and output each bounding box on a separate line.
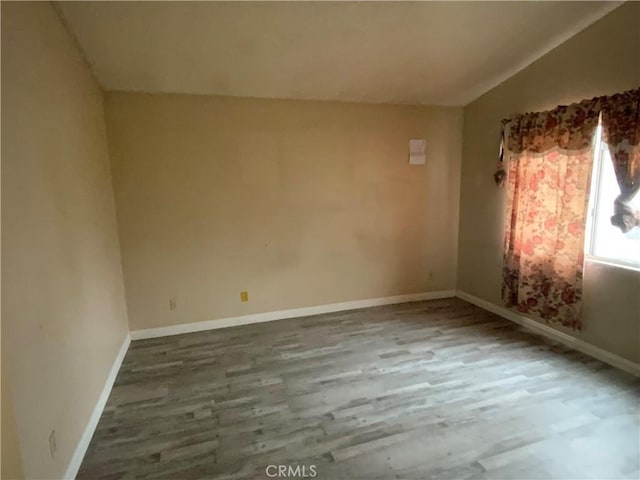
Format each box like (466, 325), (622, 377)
(64, 334), (131, 480)
(130, 290), (457, 340)
(456, 290), (640, 377)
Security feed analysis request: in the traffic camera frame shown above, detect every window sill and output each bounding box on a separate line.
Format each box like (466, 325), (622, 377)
(585, 255), (640, 273)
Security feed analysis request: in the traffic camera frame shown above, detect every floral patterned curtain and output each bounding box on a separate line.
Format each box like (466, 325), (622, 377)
(601, 89), (640, 233)
(501, 99), (601, 330)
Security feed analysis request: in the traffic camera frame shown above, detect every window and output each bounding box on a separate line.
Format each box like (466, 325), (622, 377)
(585, 124), (640, 269)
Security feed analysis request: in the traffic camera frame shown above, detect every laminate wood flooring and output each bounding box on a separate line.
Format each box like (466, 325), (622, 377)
(77, 298), (640, 480)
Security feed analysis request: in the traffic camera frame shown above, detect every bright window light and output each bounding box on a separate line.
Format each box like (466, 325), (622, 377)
(585, 124), (640, 269)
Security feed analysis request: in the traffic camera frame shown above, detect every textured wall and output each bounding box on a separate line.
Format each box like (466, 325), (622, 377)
(1, 3), (129, 478)
(105, 93), (463, 330)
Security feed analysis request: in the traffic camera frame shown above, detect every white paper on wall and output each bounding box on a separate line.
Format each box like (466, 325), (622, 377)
(409, 139), (426, 165)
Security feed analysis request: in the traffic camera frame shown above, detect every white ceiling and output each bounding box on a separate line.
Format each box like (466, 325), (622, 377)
(56, 1), (620, 106)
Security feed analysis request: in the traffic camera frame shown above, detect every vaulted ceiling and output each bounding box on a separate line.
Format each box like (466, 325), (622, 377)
(56, 1), (620, 106)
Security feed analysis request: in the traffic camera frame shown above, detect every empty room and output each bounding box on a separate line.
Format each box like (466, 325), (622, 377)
(2, 1), (639, 479)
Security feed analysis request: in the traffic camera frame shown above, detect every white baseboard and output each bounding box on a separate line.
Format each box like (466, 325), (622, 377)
(130, 290), (456, 340)
(456, 290), (640, 377)
(64, 333), (131, 480)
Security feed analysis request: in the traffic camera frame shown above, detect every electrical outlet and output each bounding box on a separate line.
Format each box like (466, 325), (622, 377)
(49, 430), (57, 458)
(169, 298), (178, 310)
(240, 291), (249, 302)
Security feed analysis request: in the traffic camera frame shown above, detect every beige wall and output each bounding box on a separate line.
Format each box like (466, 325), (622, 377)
(458, 2), (640, 363)
(105, 93), (462, 330)
(1, 3), (129, 478)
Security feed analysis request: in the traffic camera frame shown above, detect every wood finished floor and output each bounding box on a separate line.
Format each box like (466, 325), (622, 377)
(78, 298), (640, 480)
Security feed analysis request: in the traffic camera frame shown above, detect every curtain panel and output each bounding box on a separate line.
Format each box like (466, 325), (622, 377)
(601, 89), (640, 232)
(500, 88), (639, 330)
(502, 107), (598, 329)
